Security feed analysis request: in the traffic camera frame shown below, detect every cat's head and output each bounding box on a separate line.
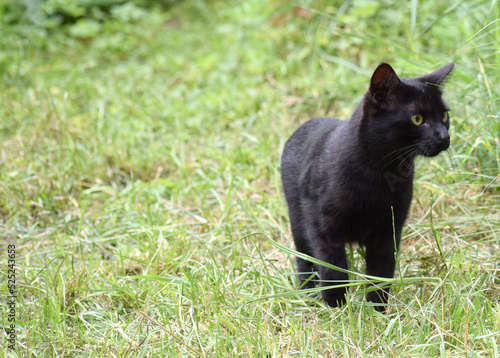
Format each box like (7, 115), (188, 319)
(362, 62), (454, 158)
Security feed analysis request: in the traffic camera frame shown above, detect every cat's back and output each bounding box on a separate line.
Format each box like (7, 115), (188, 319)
(281, 117), (344, 186)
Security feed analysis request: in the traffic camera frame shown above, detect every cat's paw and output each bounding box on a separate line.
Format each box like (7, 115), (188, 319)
(321, 287), (347, 307)
(299, 279), (317, 290)
(298, 272), (318, 290)
(367, 290), (389, 313)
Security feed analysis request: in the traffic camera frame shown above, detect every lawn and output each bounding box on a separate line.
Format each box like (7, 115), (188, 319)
(1, 0), (499, 356)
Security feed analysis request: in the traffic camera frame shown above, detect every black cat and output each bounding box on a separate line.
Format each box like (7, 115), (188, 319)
(281, 62), (454, 311)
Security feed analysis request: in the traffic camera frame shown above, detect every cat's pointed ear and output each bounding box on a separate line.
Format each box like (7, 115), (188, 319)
(369, 63), (401, 102)
(418, 62), (454, 85)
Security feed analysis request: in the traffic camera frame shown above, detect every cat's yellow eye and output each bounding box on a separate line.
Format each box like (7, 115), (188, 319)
(411, 114), (424, 126)
(442, 111), (449, 123)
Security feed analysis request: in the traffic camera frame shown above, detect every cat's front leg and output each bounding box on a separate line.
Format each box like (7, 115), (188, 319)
(296, 257), (317, 289)
(313, 239), (349, 307)
(365, 238), (400, 312)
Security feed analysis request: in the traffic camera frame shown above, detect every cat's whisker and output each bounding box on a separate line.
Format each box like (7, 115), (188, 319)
(446, 145), (459, 169)
(378, 144), (419, 165)
(393, 148), (421, 175)
(375, 146), (412, 172)
(376, 144), (421, 176)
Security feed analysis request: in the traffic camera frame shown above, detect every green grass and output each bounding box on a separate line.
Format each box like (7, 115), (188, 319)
(1, 0), (499, 356)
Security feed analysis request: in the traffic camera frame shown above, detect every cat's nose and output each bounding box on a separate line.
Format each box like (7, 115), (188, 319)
(435, 128), (450, 148)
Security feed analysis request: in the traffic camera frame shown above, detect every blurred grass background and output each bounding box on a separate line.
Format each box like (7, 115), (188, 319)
(0, 0), (499, 356)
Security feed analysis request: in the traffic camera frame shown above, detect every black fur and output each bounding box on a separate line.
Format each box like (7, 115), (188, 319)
(281, 62), (454, 311)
